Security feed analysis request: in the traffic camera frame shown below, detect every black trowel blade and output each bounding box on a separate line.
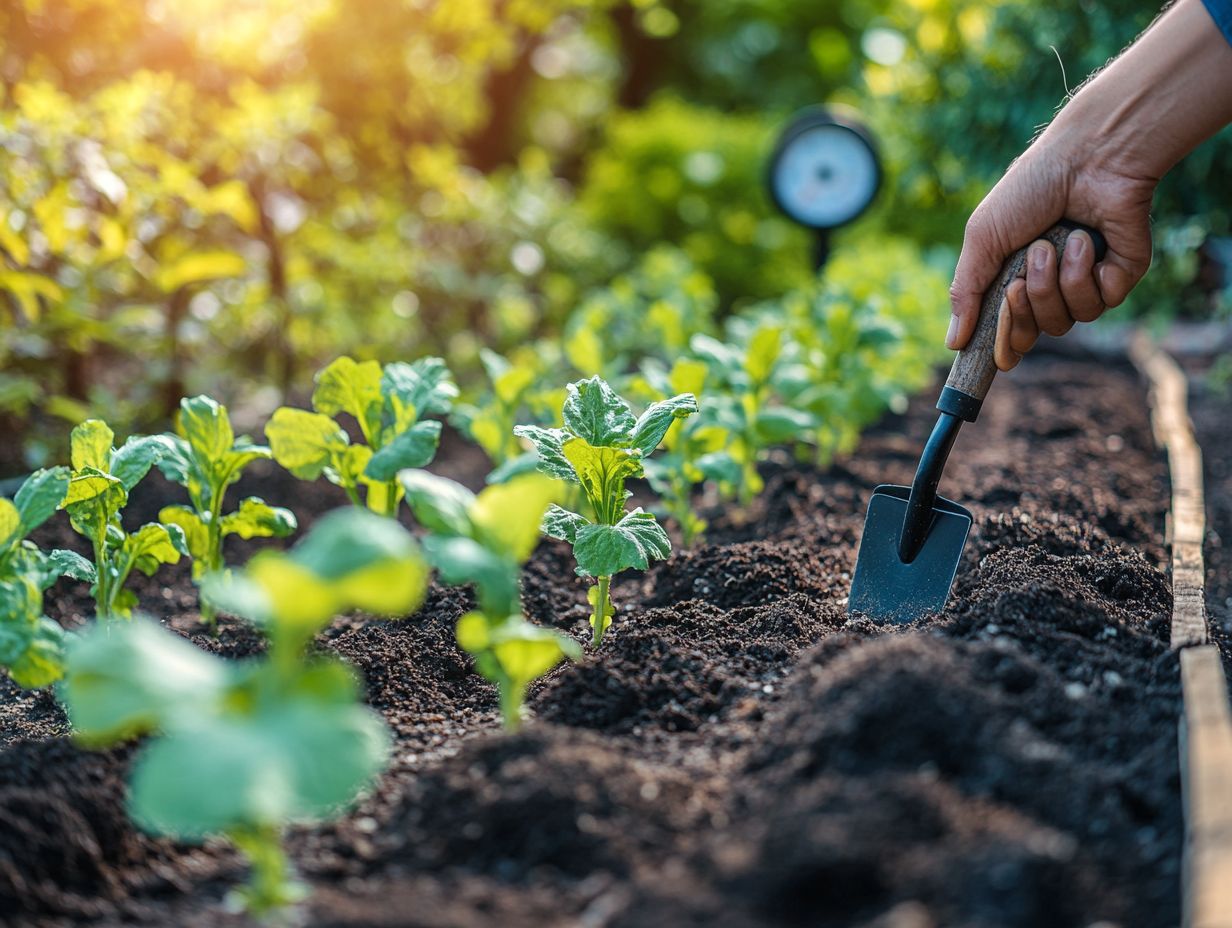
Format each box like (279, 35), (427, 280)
(848, 484), (973, 623)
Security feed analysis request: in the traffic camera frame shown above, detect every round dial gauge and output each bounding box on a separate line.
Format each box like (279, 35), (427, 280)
(767, 110), (881, 231)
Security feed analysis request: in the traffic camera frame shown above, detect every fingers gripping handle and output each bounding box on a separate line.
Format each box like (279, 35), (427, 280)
(937, 220), (1107, 422)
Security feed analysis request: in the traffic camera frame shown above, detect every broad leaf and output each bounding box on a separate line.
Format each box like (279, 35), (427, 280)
(154, 436), (195, 488)
(485, 450), (540, 485)
(312, 357), (382, 440)
(70, 420), (114, 472)
(754, 407), (818, 444)
(112, 435), (175, 492)
(43, 549), (96, 586)
(130, 694), (388, 838)
(364, 420), (442, 481)
(561, 439), (642, 511)
(572, 509), (671, 577)
(220, 498), (297, 541)
(399, 470), (476, 537)
(630, 393), (699, 457)
(541, 504), (589, 544)
(178, 396), (234, 467)
(6, 617), (66, 689)
(512, 425), (577, 484)
(0, 500), (18, 552)
(62, 618), (230, 743)
(381, 357), (457, 420)
(745, 325), (784, 384)
(562, 377), (636, 447)
(159, 505), (211, 571)
(127, 523), (188, 576)
(470, 474), (560, 564)
(13, 467), (70, 535)
(422, 536), (514, 614)
(266, 408), (350, 480)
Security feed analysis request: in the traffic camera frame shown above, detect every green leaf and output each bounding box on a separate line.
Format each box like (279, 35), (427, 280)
(63, 470), (126, 539)
(754, 407), (817, 444)
(220, 498), (297, 541)
(13, 467), (70, 535)
(380, 357), (457, 420)
(485, 451), (540, 485)
(111, 435), (175, 492)
(0, 499), (18, 552)
(561, 438), (642, 511)
(364, 420), (442, 481)
(61, 618), (231, 743)
(6, 618), (66, 689)
(70, 420), (114, 471)
(422, 536), (515, 614)
(399, 470), (476, 537)
(470, 474), (560, 564)
(562, 377), (636, 446)
(512, 425), (577, 484)
(222, 509), (429, 648)
(155, 250), (246, 292)
(630, 393), (699, 456)
(265, 408), (350, 480)
(126, 523), (188, 576)
(745, 325), (783, 384)
(178, 396), (234, 466)
(572, 509), (671, 577)
(312, 357), (383, 439)
(130, 693), (388, 838)
(159, 505), (211, 567)
(154, 435), (194, 487)
(43, 549), (96, 586)
(0, 576), (39, 625)
(541, 504), (589, 544)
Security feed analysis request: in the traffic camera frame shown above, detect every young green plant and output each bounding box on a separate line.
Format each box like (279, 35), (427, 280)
(0, 467), (92, 687)
(514, 376), (697, 646)
(60, 420), (187, 621)
(689, 325), (816, 506)
(400, 469), (579, 729)
(60, 508), (428, 915)
(156, 395), (296, 626)
(265, 356), (457, 516)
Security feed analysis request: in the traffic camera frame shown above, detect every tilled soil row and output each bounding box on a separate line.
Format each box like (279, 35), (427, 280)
(0, 354), (1180, 928)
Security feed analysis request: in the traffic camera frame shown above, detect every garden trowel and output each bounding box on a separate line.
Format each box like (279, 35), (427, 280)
(848, 221), (1107, 622)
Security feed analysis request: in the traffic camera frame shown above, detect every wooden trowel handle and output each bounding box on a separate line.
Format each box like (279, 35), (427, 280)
(937, 220), (1107, 423)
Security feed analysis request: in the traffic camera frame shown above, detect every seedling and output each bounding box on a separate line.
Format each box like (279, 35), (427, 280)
(401, 469), (580, 728)
(514, 376), (697, 645)
(156, 395), (296, 626)
(689, 325), (816, 505)
(633, 357), (733, 546)
(60, 420), (188, 621)
(61, 508), (429, 915)
(451, 348), (563, 484)
(0, 467), (91, 687)
(266, 356), (457, 516)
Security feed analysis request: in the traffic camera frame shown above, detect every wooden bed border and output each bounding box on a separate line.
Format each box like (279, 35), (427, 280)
(1129, 332), (1230, 928)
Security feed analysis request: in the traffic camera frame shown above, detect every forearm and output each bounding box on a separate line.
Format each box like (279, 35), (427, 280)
(1048, 0), (1232, 180)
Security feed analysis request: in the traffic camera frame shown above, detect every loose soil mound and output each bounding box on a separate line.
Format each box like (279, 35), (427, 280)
(3, 355), (1183, 928)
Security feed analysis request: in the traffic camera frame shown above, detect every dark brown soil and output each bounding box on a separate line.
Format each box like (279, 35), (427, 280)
(0, 354), (1182, 928)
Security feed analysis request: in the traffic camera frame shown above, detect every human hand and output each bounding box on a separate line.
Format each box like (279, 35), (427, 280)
(947, 132), (1156, 371)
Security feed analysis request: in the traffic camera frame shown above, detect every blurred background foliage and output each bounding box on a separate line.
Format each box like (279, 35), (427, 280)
(2, 0), (1229, 472)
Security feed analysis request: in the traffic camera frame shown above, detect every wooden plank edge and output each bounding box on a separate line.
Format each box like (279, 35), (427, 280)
(1129, 331), (1230, 928)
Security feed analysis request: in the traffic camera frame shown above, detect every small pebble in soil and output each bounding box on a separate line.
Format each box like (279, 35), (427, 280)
(1065, 681), (1088, 700)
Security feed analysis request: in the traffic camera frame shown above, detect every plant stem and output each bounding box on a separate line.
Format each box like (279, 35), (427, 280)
(592, 575), (611, 647)
(229, 824), (303, 915)
(499, 680), (523, 731)
(383, 480), (399, 518)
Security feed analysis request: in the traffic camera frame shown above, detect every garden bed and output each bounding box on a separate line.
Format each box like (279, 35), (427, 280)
(0, 352), (1184, 928)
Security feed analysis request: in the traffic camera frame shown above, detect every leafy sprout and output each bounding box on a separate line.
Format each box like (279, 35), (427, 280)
(0, 467), (92, 687)
(61, 508), (429, 915)
(156, 395), (296, 628)
(401, 469), (580, 729)
(514, 376), (697, 646)
(265, 356), (457, 517)
(59, 420), (187, 622)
